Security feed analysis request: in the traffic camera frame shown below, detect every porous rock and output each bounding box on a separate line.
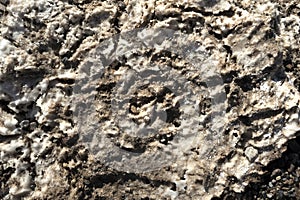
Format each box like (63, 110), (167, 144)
(0, 0), (300, 199)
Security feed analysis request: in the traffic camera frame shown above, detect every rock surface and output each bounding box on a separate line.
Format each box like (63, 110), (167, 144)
(0, 0), (300, 199)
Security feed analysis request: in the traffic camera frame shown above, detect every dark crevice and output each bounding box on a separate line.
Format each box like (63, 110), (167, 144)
(166, 102), (181, 126)
(207, 24), (237, 40)
(217, 150), (236, 165)
(247, 22), (264, 40)
(262, 54), (286, 82)
(226, 88), (241, 113)
(238, 109), (283, 126)
(22, 16), (47, 32)
(214, 9), (235, 17)
(96, 82), (116, 93)
(223, 45), (233, 57)
(65, 0), (93, 6)
(154, 13), (182, 21)
(264, 29), (276, 40)
(0, 134), (21, 143)
(0, 99), (15, 114)
(237, 129), (253, 147)
(0, 166), (15, 198)
(270, 15), (281, 36)
(221, 70), (238, 83)
(87, 11), (110, 28)
(109, 1), (127, 32)
(177, 6), (235, 17)
(234, 75), (256, 92)
(204, 172), (218, 192)
(199, 97), (212, 115)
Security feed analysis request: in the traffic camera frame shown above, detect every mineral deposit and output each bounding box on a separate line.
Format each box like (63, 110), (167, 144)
(0, 0), (300, 199)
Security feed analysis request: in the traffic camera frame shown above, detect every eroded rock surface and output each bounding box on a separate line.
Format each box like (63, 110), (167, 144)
(0, 0), (300, 199)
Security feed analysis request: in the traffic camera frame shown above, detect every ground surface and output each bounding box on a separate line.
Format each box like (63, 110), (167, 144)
(0, 0), (300, 199)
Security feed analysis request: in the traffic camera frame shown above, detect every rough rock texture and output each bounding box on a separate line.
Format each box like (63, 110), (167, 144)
(0, 0), (300, 199)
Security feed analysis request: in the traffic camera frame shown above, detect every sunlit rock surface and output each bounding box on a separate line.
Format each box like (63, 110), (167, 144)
(0, 0), (300, 199)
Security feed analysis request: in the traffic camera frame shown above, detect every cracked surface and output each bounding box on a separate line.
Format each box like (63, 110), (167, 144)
(0, 0), (300, 199)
